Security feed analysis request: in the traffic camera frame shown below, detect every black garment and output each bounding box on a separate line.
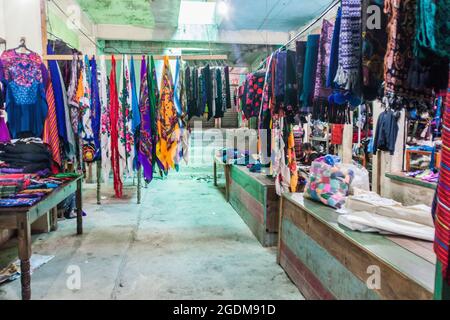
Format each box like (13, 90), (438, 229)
(372, 110), (399, 155)
(214, 68), (224, 118)
(0, 140), (52, 173)
(300, 152), (320, 166)
(296, 41), (307, 105)
(202, 65), (213, 120)
(224, 66), (232, 109)
(285, 50), (299, 124)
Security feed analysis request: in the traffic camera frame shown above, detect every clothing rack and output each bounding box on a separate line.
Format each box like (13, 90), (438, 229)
(255, 0), (341, 71)
(43, 54), (229, 61)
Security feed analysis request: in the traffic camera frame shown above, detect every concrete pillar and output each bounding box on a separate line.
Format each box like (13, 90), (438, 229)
(339, 122), (354, 164)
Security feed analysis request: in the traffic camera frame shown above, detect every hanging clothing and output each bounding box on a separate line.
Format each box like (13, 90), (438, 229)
(47, 45), (68, 145)
(274, 51), (287, 115)
(296, 41), (307, 108)
(384, 0), (432, 107)
(312, 19), (334, 121)
(334, 0), (362, 99)
(434, 71), (450, 284)
(372, 109), (399, 155)
(79, 56), (95, 163)
(67, 56), (80, 138)
(285, 50), (299, 124)
(327, 6), (342, 88)
(118, 55), (135, 177)
(148, 56), (161, 172)
(99, 56), (111, 184)
(243, 71), (265, 120)
(300, 34), (320, 114)
(138, 56), (153, 182)
(43, 79), (62, 167)
(90, 57), (101, 162)
(224, 66), (232, 110)
(0, 50), (48, 139)
(271, 118), (290, 196)
(362, 0), (388, 101)
(214, 68), (224, 118)
(109, 55), (123, 198)
(415, 0), (449, 59)
(130, 57), (141, 171)
(156, 56), (180, 172)
(259, 54), (275, 164)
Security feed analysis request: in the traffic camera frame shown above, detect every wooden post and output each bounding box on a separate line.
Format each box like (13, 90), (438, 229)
(76, 179), (83, 235)
(137, 167), (142, 205)
(50, 207), (58, 231)
(40, 0), (48, 64)
(17, 214), (31, 300)
(213, 159), (218, 187)
(97, 160), (101, 205)
(277, 196), (284, 265)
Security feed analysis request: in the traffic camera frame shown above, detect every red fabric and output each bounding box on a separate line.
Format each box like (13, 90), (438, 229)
(43, 79), (62, 167)
(331, 124), (344, 145)
(434, 72), (450, 284)
(109, 56), (123, 198)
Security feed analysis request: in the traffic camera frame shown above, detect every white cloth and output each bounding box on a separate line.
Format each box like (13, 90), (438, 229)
(338, 210), (434, 241)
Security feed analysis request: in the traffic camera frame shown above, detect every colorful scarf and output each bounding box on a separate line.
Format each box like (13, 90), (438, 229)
(90, 57), (101, 161)
(99, 56), (111, 184)
(156, 56), (180, 172)
(300, 34), (320, 114)
(434, 70), (450, 284)
(43, 80), (61, 167)
(313, 19), (334, 121)
(148, 56), (161, 172)
(118, 55), (135, 177)
(384, 0), (432, 106)
(109, 55), (123, 198)
(334, 0), (362, 97)
(130, 57), (141, 171)
(259, 54), (274, 164)
(80, 56), (95, 163)
(138, 57), (153, 182)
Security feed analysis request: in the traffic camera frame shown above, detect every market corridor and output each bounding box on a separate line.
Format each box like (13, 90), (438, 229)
(0, 133), (302, 300)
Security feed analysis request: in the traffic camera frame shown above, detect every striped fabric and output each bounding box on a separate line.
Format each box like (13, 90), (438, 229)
(435, 71), (450, 284)
(43, 80), (62, 167)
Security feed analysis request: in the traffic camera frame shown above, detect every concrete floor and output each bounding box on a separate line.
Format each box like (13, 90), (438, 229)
(0, 132), (303, 300)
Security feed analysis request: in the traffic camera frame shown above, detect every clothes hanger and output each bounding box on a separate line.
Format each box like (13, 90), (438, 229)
(13, 37), (35, 54)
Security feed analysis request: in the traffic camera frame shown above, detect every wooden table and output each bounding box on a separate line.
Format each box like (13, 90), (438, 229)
(213, 156), (232, 202)
(278, 193), (438, 299)
(0, 176), (83, 300)
(229, 165), (279, 247)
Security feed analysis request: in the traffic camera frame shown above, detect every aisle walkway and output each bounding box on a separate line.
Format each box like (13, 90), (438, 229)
(0, 131), (302, 300)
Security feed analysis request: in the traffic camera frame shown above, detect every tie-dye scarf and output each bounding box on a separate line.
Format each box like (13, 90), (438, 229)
(156, 56), (180, 172)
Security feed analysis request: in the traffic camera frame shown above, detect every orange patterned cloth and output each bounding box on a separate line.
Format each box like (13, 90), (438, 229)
(156, 56), (180, 172)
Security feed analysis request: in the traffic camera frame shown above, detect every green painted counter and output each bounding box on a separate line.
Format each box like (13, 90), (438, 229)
(229, 165), (279, 247)
(278, 193), (436, 300)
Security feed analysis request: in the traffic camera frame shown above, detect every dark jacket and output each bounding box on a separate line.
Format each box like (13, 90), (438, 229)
(373, 110), (399, 155)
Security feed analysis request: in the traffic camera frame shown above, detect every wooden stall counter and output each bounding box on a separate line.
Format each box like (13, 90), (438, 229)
(229, 165), (279, 247)
(0, 175), (83, 300)
(278, 193), (436, 300)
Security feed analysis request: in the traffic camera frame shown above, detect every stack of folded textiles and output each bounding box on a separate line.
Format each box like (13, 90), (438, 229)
(0, 138), (54, 174)
(0, 172), (78, 208)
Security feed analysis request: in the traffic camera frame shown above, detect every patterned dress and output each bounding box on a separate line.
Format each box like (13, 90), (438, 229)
(99, 56), (111, 184)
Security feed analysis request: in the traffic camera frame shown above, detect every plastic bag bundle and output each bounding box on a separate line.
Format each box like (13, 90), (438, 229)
(305, 156), (354, 208)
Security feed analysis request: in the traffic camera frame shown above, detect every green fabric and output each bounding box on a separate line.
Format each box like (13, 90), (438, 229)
(415, 0), (450, 58)
(147, 56), (159, 171)
(53, 173), (80, 178)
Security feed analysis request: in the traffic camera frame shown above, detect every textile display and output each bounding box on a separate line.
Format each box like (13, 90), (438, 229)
(304, 156), (354, 209)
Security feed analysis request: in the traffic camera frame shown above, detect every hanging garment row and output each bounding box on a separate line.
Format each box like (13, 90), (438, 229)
(0, 44), (233, 199)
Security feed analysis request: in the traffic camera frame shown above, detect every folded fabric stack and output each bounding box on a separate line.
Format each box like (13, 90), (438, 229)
(338, 191), (434, 241)
(304, 156), (354, 209)
(405, 168), (439, 183)
(0, 139), (53, 174)
(0, 172), (77, 208)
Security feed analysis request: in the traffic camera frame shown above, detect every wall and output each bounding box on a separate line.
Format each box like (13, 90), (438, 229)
(0, 0), (43, 54)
